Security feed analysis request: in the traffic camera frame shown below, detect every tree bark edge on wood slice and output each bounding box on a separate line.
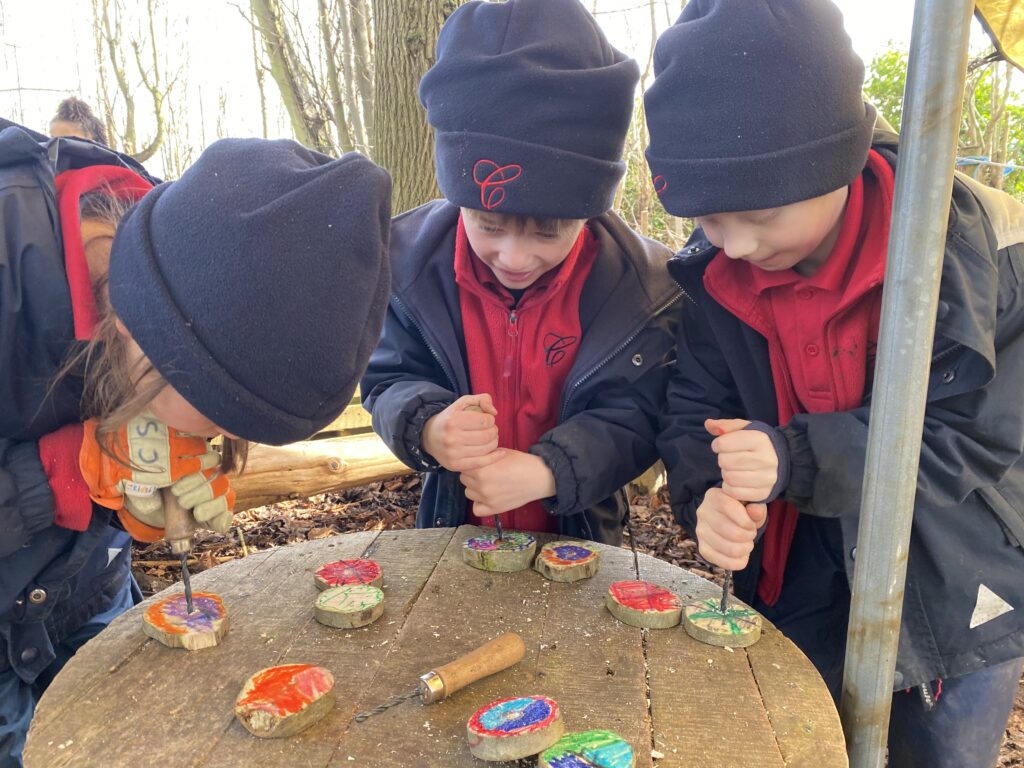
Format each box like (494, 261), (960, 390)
(314, 558), (384, 590)
(314, 584), (384, 628)
(466, 695), (564, 762)
(234, 664), (335, 739)
(142, 591), (229, 651)
(682, 597), (763, 648)
(533, 541), (601, 583)
(605, 580), (682, 630)
(462, 531), (537, 572)
(538, 728), (636, 768)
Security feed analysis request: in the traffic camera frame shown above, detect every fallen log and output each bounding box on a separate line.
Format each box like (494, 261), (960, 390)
(230, 433), (412, 512)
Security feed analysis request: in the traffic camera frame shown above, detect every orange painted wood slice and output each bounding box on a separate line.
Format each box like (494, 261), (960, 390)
(606, 580), (682, 629)
(314, 558), (383, 590)
(234, 664), (336, 739)
(533, 541), (600, 582)
(141, 592), (228, 651)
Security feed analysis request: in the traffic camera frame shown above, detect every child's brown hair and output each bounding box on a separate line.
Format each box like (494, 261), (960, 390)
(54, 189), (246, 473)
(461, 207), (583, 237)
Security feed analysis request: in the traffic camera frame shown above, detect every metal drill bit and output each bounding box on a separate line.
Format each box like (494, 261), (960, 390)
(720, 570), (733, 614)
(180, 553), (195, 614)
(494, 515), (503, 542)
(625, 515), (641, 580)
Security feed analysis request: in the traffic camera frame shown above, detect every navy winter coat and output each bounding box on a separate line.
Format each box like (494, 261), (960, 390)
(361, 200), (681, 545)
(0, 122), (153, 682)
(658, 138), (1024, 688)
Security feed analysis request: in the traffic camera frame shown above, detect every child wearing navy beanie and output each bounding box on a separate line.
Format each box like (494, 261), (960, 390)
(647, 1), (1024, 764)
(362, 0), (681, 545)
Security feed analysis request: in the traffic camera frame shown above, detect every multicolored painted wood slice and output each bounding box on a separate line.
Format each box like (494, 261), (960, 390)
(462, 531), (537, 572)
(538, 729), (636, 768)
(314, 584), (384, 628)
(142, 591), (228, 651)
(234, 664), (335, 738)
(606, 580), (682, 629)
(533, 541), (601, 582)
(466, 695), (565, 761)
(314, 558), (383, 590)
(683, 597), (763, 648)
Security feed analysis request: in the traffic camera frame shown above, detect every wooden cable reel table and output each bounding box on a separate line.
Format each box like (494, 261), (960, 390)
(25, 526), (847, 767)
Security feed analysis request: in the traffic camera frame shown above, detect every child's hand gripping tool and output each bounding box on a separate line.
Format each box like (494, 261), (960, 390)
(161, 488), (197, 614)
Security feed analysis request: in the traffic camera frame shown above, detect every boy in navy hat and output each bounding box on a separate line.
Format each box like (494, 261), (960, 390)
(361, 0), (680, 544)
(646, 1), (1024, 764)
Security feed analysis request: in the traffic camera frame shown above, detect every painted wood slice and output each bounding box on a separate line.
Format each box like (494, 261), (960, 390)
(462, 531), (537, 572)
(683, 597), (763, 648)
(533, 541), (600, 582)
(314, 558), (383, 590)
(467, 695), (565, 762)
(314, 584), (384, 629)
(142, 591), (228, 651)
(606, 580), (682, 629)
(234, 664), (335, 739)
(538, 729), (636, 768)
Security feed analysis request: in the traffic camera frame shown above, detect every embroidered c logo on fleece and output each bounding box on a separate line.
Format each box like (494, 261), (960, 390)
(473, 159), (523, 210)
(543, 332), (578, 366)
(652, 175), (668, 197)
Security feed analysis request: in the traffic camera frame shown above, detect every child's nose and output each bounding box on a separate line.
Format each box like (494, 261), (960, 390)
(723, 230), (757, 260)
(498, 242), (532, 270)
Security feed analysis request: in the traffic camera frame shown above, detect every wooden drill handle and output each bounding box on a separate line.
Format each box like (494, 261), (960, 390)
(432, 632), (525, 699)
(162, 488), (195, 555)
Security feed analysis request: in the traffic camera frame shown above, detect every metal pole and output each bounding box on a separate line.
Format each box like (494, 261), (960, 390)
(840, 1), (974, 765)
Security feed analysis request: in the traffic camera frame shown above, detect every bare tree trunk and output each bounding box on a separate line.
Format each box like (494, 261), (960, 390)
(373, 0), (466, 213)
(349, 0), (375, 142)
(251, 0), (333, 153)
(330, 0), (360, 152)
(251, 20), (269, 138)
(129, 0), (168, 162)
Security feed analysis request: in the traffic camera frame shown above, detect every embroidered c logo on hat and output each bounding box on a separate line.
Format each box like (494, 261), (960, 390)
(473, 159), (523, 210)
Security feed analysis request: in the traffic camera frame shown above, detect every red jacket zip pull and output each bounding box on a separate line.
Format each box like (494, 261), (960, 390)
(503, 310), (518, 377)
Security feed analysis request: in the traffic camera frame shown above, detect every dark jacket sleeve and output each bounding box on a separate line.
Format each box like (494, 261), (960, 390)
(360, 300), (457, 471)
(0, 438), (56, 557)
(783, 242), (1024, 520)
(532, 315), (679, 517)
(656, 298), (746, 532)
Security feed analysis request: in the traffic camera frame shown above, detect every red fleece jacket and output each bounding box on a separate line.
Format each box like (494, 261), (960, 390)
(455, 215), (597, 532)
(703, 150), (895, 604)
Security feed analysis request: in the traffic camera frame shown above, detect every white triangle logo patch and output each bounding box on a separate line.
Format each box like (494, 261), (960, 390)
(969, 584), (1014, 629)
(106, 547), (123, 568)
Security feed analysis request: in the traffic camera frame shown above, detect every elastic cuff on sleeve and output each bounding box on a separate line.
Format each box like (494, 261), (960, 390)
(402, 401), (450, 471)
(780, 424), (816, 508)
(529, 442), (579, 516)
(742, 421), (791, 503)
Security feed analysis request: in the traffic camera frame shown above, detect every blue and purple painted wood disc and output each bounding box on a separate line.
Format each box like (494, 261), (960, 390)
(462, 531), (537, 572)
(467, 695), (565, 761)
(539, 729), (636, 768)
(142, 591), (229, 651)
(314, 558), (383, 591)
(534, 540), (601, 582)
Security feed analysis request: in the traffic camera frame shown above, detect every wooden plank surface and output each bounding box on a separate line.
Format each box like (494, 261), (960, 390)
(25, 526), (846, 768)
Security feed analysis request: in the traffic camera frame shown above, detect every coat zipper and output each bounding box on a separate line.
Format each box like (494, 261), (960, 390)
(393, 295), (460, 394)
(559, 291), (684, 421)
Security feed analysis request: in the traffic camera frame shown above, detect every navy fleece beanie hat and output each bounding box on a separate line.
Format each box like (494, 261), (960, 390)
(644, 0), (876, 218)
(109, 138), (392, 445)
(419, 0), (640, 220)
